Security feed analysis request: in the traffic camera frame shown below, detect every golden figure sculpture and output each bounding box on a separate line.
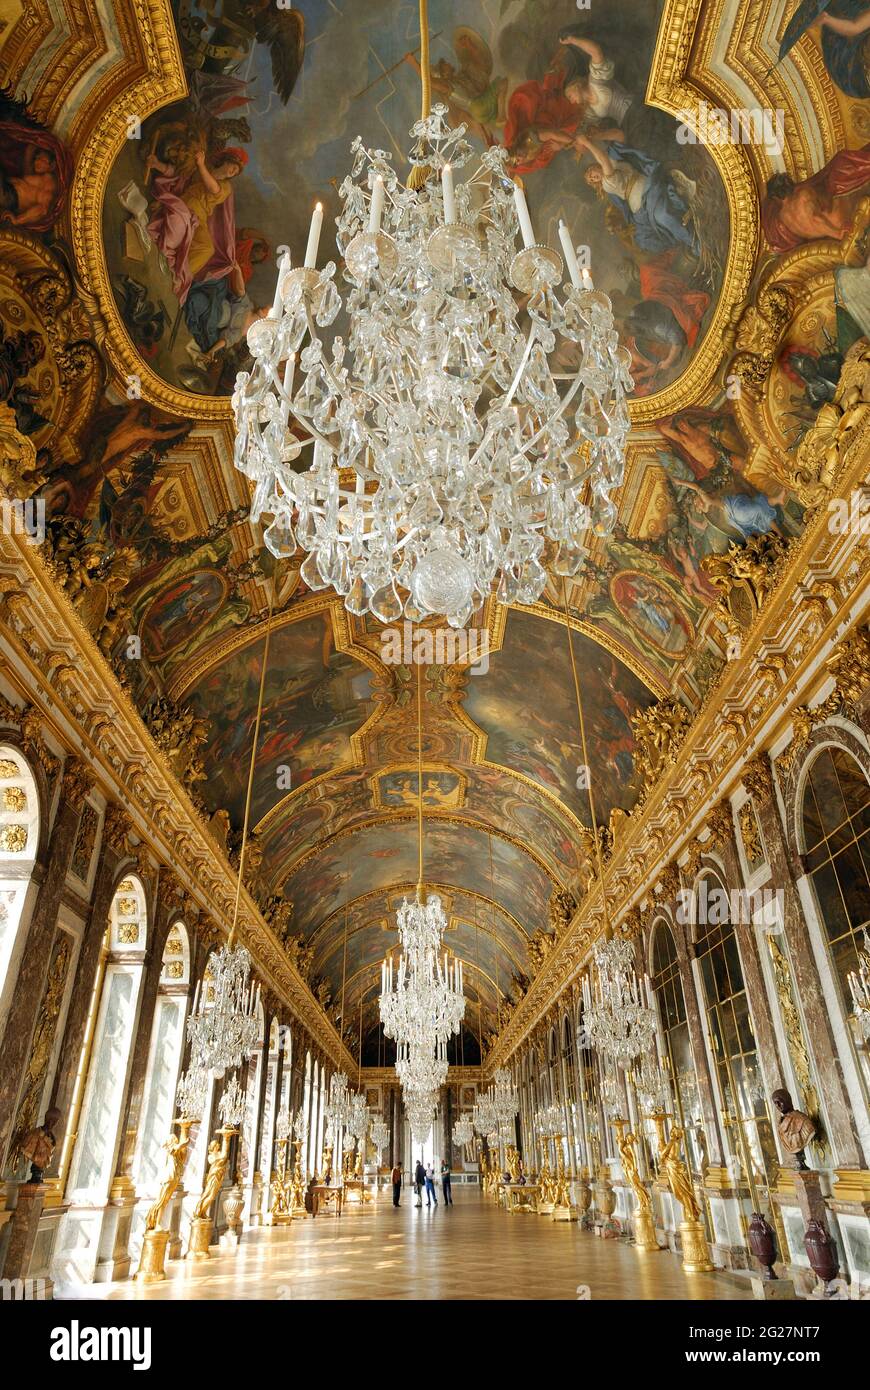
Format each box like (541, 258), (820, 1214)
(145, 1120), (193, 1232)
(659, 1124), (700, 1222)
(193, 1135), (230, 1220)
(614, 1122), (652, 1219)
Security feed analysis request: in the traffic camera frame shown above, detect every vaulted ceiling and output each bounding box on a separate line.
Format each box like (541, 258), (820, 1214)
(3, 0), (860, 1057)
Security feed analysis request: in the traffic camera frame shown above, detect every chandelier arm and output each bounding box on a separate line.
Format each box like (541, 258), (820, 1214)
(507, 365), (586, 467)
(301, 295), (388, 418)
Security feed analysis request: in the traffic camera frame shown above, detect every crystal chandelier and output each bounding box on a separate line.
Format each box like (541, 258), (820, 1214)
(452, 1113), (474, 1148)
(634, 1048), (668, 1114)
(348, 1091), (369, 1144)
(536, 1103), (563, 1138)
(218, 1073), (246, 1129)
(380, 894), (465, 1048)
(276, 1107), (292, 1144)
(176, 1064), (208, 1121)
(406, 1090), (437, 1146)
(370, 1116), (389, 1159)
(472, 1089), (498, 1138)
(582, 938), (656, 1067)
(395, 1036), (450, 1095)
(187, 944), (260, 1074)
(232, 2), (631, 627)
(491, 1067), (519, 1130)
(323, 1070), (353, 1142)
(293, 1107), (308, 1144)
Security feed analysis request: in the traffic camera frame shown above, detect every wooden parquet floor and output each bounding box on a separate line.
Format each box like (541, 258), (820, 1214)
(60, 1191), (755, 1301)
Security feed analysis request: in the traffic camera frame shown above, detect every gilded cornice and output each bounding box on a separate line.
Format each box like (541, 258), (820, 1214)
(0, 530), (355, 1075)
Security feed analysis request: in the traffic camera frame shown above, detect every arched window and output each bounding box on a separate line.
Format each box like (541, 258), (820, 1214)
(135, 922), (190, 1199)
(693, 873), (775, 1183)
(259, 1018), (280, 1180)
(303, 1051), (313, 1177)
(67, 876), (148, 1202)
(0, 748), (40, 1025)
(242, 1000), (266, 1189)
(561, 1014), (579, 1170)
(651, 919), (704, 1173)
(802, 746), (870, 1063)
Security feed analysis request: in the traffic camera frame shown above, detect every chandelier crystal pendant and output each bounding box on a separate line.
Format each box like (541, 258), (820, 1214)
(232, 102), (631, 626)
(186, 944), (260, 1074)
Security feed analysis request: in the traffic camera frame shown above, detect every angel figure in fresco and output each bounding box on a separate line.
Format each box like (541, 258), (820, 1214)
(405, 29), (508, 145)
(761, 142), (870, 253)
(777, 2), (870, 100)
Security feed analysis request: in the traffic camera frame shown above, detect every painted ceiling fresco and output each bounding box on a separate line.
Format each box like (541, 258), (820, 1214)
(101, 0), (726, 400)
(1, 0), (866, 1055)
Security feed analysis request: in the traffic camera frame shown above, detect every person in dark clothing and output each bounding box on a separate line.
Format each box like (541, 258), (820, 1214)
(391, 1162), (402, 1207)
(441, 1159), (453, 1205)
(414, 1159), (425, 1207)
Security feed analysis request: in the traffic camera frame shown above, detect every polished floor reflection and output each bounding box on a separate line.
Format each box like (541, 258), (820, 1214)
(61, 1191), (755, 1301)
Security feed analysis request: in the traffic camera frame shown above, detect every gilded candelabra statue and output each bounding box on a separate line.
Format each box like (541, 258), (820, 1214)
(269, 1135), (292, 1224)
(652, 1114), (713, 1273)
(537, 1140), (556, 1213)
(135, 1118), (194, 1283)
(318, 1140), (334, 1186)
(187, 1127), (233, 1260)
(550, 1131), (577, 1222)
(289, 1136), (307, 1218)
(613, 1118), (660, 1254)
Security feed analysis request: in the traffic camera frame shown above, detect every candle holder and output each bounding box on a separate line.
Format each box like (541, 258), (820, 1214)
(426, 223), (479, 274)
(510, 245), (563, 295)
(344, 229), (399, 282)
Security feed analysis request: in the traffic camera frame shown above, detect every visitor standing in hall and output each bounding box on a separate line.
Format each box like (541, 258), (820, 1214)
(414, 1159), (425, 1207)
(441, 1158), (453, 1205)
(424, 1162), (438, 1206)
(391, 1160), (402, 1207)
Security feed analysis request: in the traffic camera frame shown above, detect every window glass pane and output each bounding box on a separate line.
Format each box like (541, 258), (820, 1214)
(808, 752), (849, 839)
(71, 970), (135, 1196)
(812, 859), (851, 943)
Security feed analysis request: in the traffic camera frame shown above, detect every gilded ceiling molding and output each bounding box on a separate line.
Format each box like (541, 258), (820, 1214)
(0, 529), (356, 1074)
(629, 0), (759, 425)
(483, 381), (870, 1072)
(693, 0), (845, 181)
(0, 230), (105, 468)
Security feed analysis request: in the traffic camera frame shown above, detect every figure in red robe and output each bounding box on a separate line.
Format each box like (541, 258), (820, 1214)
(761, 142), (870, 252)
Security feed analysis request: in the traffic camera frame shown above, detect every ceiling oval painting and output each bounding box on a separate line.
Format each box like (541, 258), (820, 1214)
(101, 0), (729, 400)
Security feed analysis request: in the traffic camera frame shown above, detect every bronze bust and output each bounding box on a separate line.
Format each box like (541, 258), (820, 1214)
(771, 1088), (816, 1170)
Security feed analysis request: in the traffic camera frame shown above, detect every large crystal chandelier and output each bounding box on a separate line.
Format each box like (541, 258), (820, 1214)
(582, 937), (656, 1067)
(232, 14), (630, 626)
(218, 1073), (246, 1129)
(187, 944), (260, 1074)
(348, 1091), (369, 1145)
(324, 1070), (353, 1142)
(380, 895), (465, 1050)
(452, 1113), (474, 1148)
(491, 1067), (520, 1130)
(406, 1090), (437, 1146)
(370, 1116), (389, 1160)
(472, 1089), (498, 1138)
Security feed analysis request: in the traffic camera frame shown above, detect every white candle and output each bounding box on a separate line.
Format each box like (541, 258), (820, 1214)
(270, 251), (290, 319)
(513, 182), (535, 248)
(558, 219), (581, 288)
(442, 163), (456, 225)
(304, 202), (323, 268)
(368, 176), (385, 234)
